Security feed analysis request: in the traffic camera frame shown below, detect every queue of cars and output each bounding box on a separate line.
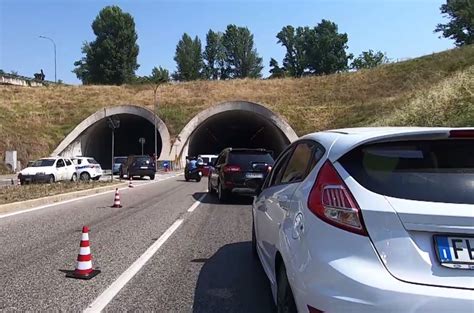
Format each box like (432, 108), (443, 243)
(197, 127), (474, 312)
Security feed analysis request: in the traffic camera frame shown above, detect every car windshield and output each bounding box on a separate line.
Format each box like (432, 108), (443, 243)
(339, 139), (474, 204)
(32, 159), (55, 167)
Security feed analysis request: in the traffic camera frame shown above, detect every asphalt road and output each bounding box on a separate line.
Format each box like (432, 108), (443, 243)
(0, 174), (275, 312)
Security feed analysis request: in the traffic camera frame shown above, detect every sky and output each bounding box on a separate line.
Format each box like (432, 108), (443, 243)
(0, 0), (454, 85)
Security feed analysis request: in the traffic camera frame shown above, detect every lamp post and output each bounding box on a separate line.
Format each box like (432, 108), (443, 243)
(39, 35), (57, 83)
(107, 116), (120, 181)
(153, 84), (160, 170)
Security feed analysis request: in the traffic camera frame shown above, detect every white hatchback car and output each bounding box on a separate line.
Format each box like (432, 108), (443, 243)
(71, 157), (103, 181)
(252, 127), (474, 313)
(18, 157), (77, 184)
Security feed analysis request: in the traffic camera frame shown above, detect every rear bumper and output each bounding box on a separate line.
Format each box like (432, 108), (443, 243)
(287, 224), (474, 313)
(128, 169), (155, 177)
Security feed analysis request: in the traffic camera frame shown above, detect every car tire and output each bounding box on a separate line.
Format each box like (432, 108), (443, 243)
(277, 264), (298, 313)
(71, 173), (78, 182)
(149, 174), (155, 180)
(196, 176), (201, 183)
(48, 175), (55, 184)
(218, 181), (228, 202)
(252, 218), (258, 257)
(80, 172), (90, 181)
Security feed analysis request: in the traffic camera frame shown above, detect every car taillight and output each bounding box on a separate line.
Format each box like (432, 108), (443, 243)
(449, 130), (474, 138)
(223, 165), (241, 173)
(308, 161), (367, 236)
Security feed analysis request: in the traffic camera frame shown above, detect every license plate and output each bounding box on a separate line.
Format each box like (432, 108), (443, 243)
(140, 166), (148, 169)
(434, 235), (474, 269)
(246, 173), (263, 179)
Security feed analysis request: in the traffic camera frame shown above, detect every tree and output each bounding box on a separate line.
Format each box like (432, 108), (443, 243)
(173, 33), (203, 81)
(435, 0), (474, 46)
(73, 6), (139, 85)
(148, 66), (170, 83)
(222, 25), (263, 78)
(276, 25), (307, 77)
(305, 20), (352, 75)
(269, 58), (286, 78)
(203, 30), (227, 80)
(273, 20), (352, 76)
(351, 50), (389, 70)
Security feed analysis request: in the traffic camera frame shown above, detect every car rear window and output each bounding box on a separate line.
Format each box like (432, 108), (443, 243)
(228, 151), (274, 170)
(133, 156), (153, 166)
(339, 140), (474, 204)
(201, 157), (210, 164)
(87, 158), (98, 164)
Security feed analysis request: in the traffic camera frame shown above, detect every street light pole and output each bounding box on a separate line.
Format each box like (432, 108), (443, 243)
(153, 84), (160, 170)
(39, 35), (57, 83)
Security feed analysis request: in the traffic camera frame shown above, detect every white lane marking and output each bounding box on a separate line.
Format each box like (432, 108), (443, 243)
(0, 174), (183, 219)
(84, 219), (184, 312)
(187, 193), (207, 212)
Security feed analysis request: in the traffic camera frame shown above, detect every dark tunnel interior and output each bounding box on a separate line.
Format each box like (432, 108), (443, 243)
(187, 111), (290, 159)
(82, 114), (162, 169)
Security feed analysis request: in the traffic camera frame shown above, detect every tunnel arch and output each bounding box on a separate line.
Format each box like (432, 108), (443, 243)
(174, 101), (298, 166)
(52, 105), (171, 168)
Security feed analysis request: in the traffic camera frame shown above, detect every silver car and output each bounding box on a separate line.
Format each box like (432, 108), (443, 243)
(253, 127), (474, 313)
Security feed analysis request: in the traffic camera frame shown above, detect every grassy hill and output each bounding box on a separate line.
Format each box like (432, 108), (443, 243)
(0, 45), (473, 171)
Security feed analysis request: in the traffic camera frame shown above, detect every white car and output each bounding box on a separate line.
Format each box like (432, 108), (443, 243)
(252, 127), (474, 313)
(18, 157), (77, 184)
(71, 157), (103, 181)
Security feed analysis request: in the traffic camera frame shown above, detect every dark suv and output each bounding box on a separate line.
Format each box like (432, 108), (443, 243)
(208, 148), (274, 201)
(119, 155), (156, 180)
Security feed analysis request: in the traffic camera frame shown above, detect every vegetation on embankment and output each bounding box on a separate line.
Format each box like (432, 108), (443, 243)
(0, 45), (473, 171)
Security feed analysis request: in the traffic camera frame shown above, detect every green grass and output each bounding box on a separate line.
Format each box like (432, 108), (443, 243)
(0, 45), (473, 172)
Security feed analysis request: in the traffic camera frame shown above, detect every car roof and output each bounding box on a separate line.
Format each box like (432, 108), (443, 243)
(301, 127), (471, 161)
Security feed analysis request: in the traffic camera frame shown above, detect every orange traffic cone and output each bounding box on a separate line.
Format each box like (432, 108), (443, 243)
(66, 226), (101, 280)
(112, 188), (122, 208)
(128, 177), (134, 188)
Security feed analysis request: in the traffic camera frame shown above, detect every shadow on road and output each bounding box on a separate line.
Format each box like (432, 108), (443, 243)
(192, 192), (254, 205)
(192, 242), (275, 313)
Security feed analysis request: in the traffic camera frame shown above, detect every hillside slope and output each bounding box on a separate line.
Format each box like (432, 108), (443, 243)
(0, 45), (473, 170)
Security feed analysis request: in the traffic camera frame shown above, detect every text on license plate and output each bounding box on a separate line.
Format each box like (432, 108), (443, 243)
(140, 166), (148, 169)
(246, 173), (263, 179)
(434, 235), (474, 269)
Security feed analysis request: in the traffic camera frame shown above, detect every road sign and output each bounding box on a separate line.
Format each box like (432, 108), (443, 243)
(139, 137), (145, 144)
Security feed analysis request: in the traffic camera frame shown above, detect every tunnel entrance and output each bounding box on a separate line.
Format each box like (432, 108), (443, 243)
(82, 114), (162, 169)
(187, 110), (290, 158)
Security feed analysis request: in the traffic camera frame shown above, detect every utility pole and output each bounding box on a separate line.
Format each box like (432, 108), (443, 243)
(107, 116), (120, 181)
(153, 84), (160, 170)
(39, 35), (57, 83)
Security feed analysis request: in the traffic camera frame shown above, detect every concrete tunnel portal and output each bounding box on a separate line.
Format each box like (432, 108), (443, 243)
(52, 105), (171, 169)
(188, 111), (288, 156)
(53, 102), (298, 169)
(81, 114), (162, 169)
(176, 101), (299, 164)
